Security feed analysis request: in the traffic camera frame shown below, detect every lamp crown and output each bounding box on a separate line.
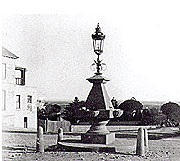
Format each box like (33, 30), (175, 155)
(92, 23), (105, 40)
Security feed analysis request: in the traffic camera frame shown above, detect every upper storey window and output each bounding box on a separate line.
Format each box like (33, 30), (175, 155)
(2, 63), (6, 79)
(15, 67), (26, 85)
(27, 95), (32, 103)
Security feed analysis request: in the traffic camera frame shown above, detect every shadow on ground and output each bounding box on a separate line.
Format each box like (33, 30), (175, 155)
(46, 144), (111, 153)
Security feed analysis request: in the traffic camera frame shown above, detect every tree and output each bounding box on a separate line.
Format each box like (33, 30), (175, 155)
(61, 97), (88, 124)
(37, 107), (47, 120)
(45, 104), (62, 114)
(161, 102), (180, 123)
(141, 108), (167, 125)
(37, 103), (63, 120)
(117, 98), (143, 121)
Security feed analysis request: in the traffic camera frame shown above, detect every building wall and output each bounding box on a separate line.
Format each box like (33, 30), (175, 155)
(2, 56), (16, 84)
(2, 56), (16, 127)
(14, 85), (37, 130)
(2, 54), (37, 131)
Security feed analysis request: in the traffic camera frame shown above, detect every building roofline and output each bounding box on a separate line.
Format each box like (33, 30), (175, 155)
(2, 47), (19, 59)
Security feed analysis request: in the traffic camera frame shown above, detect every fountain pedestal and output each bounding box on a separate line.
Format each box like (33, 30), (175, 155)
(81, 119), (115, 144)
(81, 75), (117, 144)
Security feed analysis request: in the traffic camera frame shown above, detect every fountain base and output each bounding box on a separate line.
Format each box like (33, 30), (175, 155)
(81, 132), (115, 144)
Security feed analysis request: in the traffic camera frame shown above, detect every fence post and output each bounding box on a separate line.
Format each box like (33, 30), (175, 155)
(57, 128), (63, 144)
(36, 126), (44, 152)
(136, 127), (145, 156)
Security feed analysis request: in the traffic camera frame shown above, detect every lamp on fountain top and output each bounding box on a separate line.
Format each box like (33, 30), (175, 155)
(91, 24), (107, 75)
(92, 23), (105, 55)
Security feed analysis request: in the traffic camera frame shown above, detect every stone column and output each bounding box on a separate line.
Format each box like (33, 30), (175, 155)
(36, 126), (44, 153)
(57, 128), (63, 143)
(144, 128), (148, 151)
(136, 127), (145, 156)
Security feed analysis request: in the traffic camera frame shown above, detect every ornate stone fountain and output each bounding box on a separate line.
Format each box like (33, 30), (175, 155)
(81, 24), (123, 145)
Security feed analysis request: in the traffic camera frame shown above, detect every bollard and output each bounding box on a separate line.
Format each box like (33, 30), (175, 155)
(57, 128), (63, 144)
(136, 128), (145, 156)
(36, 126), (44, 152)
(144, 128), (149, 151)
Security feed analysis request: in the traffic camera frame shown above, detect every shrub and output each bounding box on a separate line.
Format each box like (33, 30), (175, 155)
(118, 98), (143, 121)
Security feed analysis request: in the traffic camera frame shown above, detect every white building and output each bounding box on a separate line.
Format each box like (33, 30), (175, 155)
(2, 47), (37, 131)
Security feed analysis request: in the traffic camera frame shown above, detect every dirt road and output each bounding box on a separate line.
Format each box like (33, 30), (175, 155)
(2, 128), (180, 161)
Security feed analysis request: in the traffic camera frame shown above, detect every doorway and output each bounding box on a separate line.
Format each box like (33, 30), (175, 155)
(24, 117), (28, 128)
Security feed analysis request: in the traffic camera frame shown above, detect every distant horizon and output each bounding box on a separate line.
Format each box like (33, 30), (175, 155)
(45, 99), (180, 104)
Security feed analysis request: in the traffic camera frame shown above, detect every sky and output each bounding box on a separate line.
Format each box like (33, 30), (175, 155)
(2, 1), (180, 102)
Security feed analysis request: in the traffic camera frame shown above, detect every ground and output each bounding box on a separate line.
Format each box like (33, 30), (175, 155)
(2, 127), (180, 161)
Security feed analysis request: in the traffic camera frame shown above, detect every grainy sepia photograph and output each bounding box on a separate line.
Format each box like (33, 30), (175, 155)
(2, 1), (180, 160)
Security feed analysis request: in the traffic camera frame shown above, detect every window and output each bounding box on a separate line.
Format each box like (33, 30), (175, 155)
(16, 95), (21, 109)
(15, 67), (26, 85)
(2, 63), (6, 79)
(2, 90), (6, 110)
(24, 117), (27, 128)
(27, 95), (32, 103)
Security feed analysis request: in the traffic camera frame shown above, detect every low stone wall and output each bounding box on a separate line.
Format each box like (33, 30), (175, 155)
(71, 125), (156, 133)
